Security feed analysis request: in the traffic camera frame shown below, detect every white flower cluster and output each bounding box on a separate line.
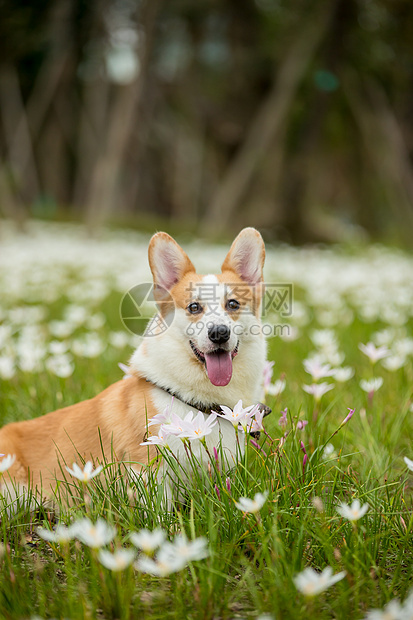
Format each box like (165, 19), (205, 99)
(364, 590), (413, 620)
(134, 532), (209, 577)
(0, 222), (148, 380)
(37, 519), (208, 576)
(1, 220), (413, 383)
(293, 496), (372, 597)
(142, 399), (265, 447)
(268, 245), (413, 332)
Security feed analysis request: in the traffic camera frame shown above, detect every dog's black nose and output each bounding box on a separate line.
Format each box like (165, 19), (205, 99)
(208, 324), (230, 345)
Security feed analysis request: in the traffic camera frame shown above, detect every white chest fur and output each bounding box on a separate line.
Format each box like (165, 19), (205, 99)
(147, 386), (245, 506)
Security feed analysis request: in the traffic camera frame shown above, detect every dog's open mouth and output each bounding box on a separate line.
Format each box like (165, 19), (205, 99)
(190, 340), (238, 387)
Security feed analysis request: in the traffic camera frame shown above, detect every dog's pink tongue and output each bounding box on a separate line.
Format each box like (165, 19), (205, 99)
(205, 351), (233, 386)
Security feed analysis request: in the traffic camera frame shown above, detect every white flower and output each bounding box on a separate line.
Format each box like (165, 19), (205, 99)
(72, 333), (105, 358)
(381, 355), (406, 372)
(0, 356), (15, 380)
(402, 590), (413, 619)
(49, 320), (75, 338)
(134, 552), (186, 577)
(130, 528), (166, 553)
(394, 337), (413, 357)
(360, 377), (383, 393)
(266, 379), (286, 397)
(235, 491), (268, 514)
(372, 328), (395, 347)
(37, 524), (75, 543)
(323, 443), (336, 459)
(65, 461), (103, 482)
(146, 405), (227, 443)
(294, 566), (346, 596)
(49, 340), (69, 355)
(64, 304), (88, 326)
(216, 400), (256, 428)
(310, 329), (337, 349)
(324, 349), (346, 367)
(303, 358), (335, 381)
(162, 411), (195, 436)
(0, 324), (12, 347)
(0, 454), (16, 473)
(98, 548), (135, 571)
(109, 331), (130, 349)
(72, 518), (116, 548)
(404, 456), (413, 472)
(169, 535), (209, 562)
(332, 366), (354, 382)
(147, 403), (174, 428)
(242, 408), (265, 434)
(263, 360), (275, 390)
(141, 425), (171, 448)
(178, 411), (218, 441)
(87, 313), (106, 330)
(364, 599), (404, 620)
(46, 354), (74, 378)
(134, 536), (207, 577)
(19, 347), (46, 373)
(302, 382), (334, 401)
(359, 342), (390, 364)
(279, 325), (299, 341)
(337, 499), (369, 522)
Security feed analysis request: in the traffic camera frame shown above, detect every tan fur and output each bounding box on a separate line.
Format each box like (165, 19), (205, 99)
(0, 375), (156, 491)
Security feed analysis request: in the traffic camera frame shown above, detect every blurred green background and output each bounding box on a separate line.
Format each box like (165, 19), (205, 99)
(1, 0), (413, 246)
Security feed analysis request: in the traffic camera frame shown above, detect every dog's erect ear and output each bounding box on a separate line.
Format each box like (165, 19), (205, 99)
(149, 232), (195, 291)
(221, 228), (265, 285)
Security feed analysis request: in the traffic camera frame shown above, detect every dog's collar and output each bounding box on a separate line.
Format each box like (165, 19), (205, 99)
(145, 379), (272, 438)
(146, 379), (220, 415)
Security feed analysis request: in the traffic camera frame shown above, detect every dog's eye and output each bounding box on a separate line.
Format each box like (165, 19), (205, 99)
(187, 302), (203, 315)
(226, 299), (240, 311)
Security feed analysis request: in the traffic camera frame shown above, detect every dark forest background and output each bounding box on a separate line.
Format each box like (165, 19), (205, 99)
(1, 0), (413, 245)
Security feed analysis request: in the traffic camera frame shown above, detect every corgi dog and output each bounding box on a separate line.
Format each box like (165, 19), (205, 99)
(0, 228), (267, 503)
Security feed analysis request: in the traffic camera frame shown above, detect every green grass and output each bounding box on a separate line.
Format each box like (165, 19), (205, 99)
(0, 222), (412, 619)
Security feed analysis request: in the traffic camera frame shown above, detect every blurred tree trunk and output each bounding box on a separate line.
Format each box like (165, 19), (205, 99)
(0, 64), (38, 218)
(0, 0), (73, 217)
(345, 75), (413, 244)
(278, 0), (354, 243)
(161, 113), (205, 225)
(73, 76), (111, 211)
(84, 0), (163, 234)
(201, 4), (333, 237)
(277, 91), (332, 243)
(122, 80), (159, 216)
(20, 0), (72, 171)
(0, 169), (26, 229)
